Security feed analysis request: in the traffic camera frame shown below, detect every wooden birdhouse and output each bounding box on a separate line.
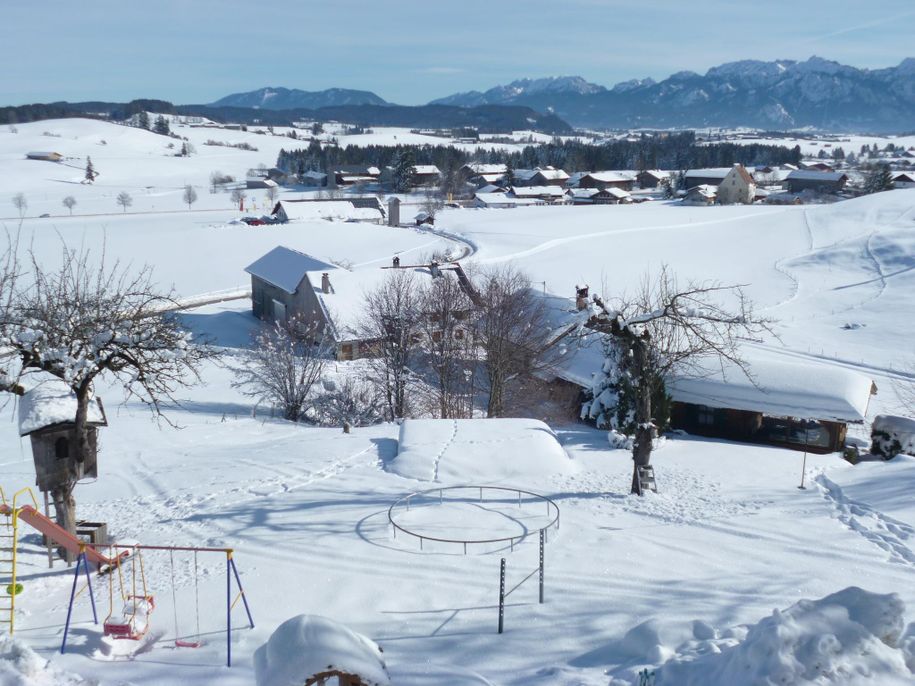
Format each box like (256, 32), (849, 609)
(18, 381), (107, 493)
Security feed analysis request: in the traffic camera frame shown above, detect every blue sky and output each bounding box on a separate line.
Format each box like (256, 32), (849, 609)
(4, 0), (913, 105)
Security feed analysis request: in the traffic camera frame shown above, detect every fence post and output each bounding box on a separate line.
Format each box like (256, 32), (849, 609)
(226, 553), (232, 667)
(539, 530), (545, 604)
(498, 558), (506, 634)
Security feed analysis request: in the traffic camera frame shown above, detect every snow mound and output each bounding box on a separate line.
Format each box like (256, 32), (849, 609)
(390, 418), (573, 484)
(653, 587), (914, 686)
(254, 614), (390, 686)
(0, 634), (88, 685)
(872, 415), (915, 458)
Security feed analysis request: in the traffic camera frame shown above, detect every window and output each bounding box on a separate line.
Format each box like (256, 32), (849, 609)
(697, 405), (715, 426)
(55, 437), (69, 459)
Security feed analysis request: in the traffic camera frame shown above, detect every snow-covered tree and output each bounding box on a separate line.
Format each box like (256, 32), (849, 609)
(153, 115), (170, 135)
(392, 150), (416, 192)
(232, 317), (330, 422)
(1, 242), (212, 535)
(863, 163), (894, 194)
(583, 266), (772, 494)
(137, 111), (150, 129)
(62, 195), (77, 215)
(85, 157), (96, 183)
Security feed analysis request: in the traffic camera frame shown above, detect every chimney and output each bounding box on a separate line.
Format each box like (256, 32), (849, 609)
(321, 272), (331, 294)
(575, 284), (589, 311)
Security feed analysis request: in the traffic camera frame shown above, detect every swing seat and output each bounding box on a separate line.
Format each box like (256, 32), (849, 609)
(104, 595), (155, 640)
(175, 639), (202, 648)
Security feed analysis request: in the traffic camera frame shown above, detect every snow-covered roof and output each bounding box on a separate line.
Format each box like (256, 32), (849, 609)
(476, 184), (505, 194)
(603, 187), (631, 199)
(300, 170), (327, 180)
(686, 184), (718, 198)
(787, 170), (848, 182)
(566, 171), (589, 187)
(534, 168), (569, 181)
(412, 164), (440, 175)
(474, 192), (540, 207)
(568, 188), (600, 198)
(466, 163), (507, 175)
(583, 171), (635, 183)
(546, 325), (874, 423)
(667, 354), (875, 423)
(684, 168), (734, 180)
(254, 614), (389, 686)
(476, 173), (505, 183)
(510, 185), (566, 198)
(276, 200), (382, 223)
(18, 379), (107, 436)
(244, 246), (335, 295)
(639, 169), (669, 180)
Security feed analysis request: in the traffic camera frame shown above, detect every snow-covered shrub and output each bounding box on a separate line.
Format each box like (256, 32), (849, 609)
(310, 376), (384, 427)
(581, 336), (670, 437)
(0, 633), (88, 684)
(871, 414), (915, 459)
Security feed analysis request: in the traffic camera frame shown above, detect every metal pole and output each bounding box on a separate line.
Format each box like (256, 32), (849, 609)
(230, 557), (255, 629)
(83, 551), (98, 623)
(539, 530), (545, 604)
(61, 553), (83, 653)
(498, 558), (505, 634)
(798, 424), (810, 490)
(44, 491), (53, 569)
(226, 554), (232, 667)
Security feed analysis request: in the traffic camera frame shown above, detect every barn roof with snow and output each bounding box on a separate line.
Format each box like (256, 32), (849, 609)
(244, 246), (335, 295)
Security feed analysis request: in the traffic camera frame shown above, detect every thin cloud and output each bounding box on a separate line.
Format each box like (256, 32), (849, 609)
(803, 9), (915, 43)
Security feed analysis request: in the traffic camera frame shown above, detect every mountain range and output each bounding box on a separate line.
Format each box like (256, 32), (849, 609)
(213, 57), (915, 132)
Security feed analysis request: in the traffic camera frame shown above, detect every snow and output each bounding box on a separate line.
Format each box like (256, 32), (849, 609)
(667, 350), (875, 423)
(254, 614), (389, 686)
(17, 378), (106, 436)
(653, 587), (913, 686)
(871, 415), (915, 457)
(3, 117), (915, 686)
(244, 246), (336, 295)
(390, 418), (574, 484)
(0, 634), (88, 685)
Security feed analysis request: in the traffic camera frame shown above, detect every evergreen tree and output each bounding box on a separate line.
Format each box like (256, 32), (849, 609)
(864, 163), (894, 194)
(504, 159), (515, 188)
(84, 157), (95, 183)
(153, 115), (170, 136)
(392, 149), (416, 192)
(137, 111), (150, 129)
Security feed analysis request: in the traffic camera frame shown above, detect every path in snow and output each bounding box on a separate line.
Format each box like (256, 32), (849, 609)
(816, 472), (915, 567)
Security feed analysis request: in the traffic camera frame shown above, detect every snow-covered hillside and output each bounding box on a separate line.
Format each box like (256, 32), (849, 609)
(2, 119), (915, 685)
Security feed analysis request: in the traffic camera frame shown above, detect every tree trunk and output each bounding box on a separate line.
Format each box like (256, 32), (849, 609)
(50, 485), (77, 562)
(630, 337), (654, 495)
(487, 371), (504, 417)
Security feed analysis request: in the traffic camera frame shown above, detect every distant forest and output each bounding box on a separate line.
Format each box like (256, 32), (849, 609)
(276, 133), (802, 177)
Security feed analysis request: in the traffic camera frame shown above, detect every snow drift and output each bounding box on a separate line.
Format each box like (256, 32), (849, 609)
(390, 418), (573, 484)
(0, 634), (87, 685)
(871, 415), (915, 458)
(254, 614), (390, 686)
(652, 587), (915, 686)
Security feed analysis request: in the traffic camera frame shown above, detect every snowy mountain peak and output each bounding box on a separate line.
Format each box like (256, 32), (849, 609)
(211, 87), (388, 110)
(429, 76), (605, 107)
(611, 77), (656, 93)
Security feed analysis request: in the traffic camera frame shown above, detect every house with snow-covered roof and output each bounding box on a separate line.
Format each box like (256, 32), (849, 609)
(636, 170), (670, 189)
(785, 170), (848, 194)
(892, 172), (915, 189)
(683, 167), (745, 189)
(578, 171), (635, 191)
(716, 164), (756, 205)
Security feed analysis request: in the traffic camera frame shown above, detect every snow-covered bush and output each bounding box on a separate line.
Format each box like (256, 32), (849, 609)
(310, 376), (384, 427)
(871, 414), (915, 459)
(581, 336), (670, 437)
(0, 633), (88, 684)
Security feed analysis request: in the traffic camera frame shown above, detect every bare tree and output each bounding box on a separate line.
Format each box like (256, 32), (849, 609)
(312, 376), (384, 427)
(472, 264), (550, 417)
(232, 317), (329, 422)
(585, 265), (773, 494)
(183, 184), (198, 210)
(359, 269), (421, 420)
(416, 271), (476, 418)
(62, 195), (77, 215)
(12, 193), (27, 218)
(230, 188), (247, 208)
(116, 191), (132, 212)
(2, 243), (213, 535)
(266, 184), (279, 207)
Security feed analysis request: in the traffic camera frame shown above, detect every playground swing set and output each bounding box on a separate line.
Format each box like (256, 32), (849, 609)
(2, 487), (254, 667)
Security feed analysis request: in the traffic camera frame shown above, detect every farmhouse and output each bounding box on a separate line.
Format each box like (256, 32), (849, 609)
(509, 186), (567, 203)
(246, 177), (279, 190)
(577, 172), (635, 191)
(785, 170), (848, 194)
(25, 151), (63, 162)
(892, 172), (915, 189)
(567, 187), (632, 205)
(636, 170), (669, 188)
(299, 170), (329, 187)
(334, 166), (381, 186)
(411, 164), (441, 186)
(474, 192), (541, 208)
(529, 167), (570, 187)
(716, 164), (756, 205)
(461, 163), (507, 186)
(272, 199), (384, 224)
(542, 318), (875, 455)
(683, 184), (717, 205)
(683, 167), (739, 189)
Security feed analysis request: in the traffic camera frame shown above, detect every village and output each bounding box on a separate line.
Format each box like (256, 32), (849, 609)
(2, 76), (915, 686)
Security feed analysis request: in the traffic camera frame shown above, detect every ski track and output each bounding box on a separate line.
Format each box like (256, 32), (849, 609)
(431, 419), (458, 482)
(816, 473), (915, 567)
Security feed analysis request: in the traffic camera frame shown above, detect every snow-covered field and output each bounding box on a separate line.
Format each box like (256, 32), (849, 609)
(2, 119), (915, 685)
